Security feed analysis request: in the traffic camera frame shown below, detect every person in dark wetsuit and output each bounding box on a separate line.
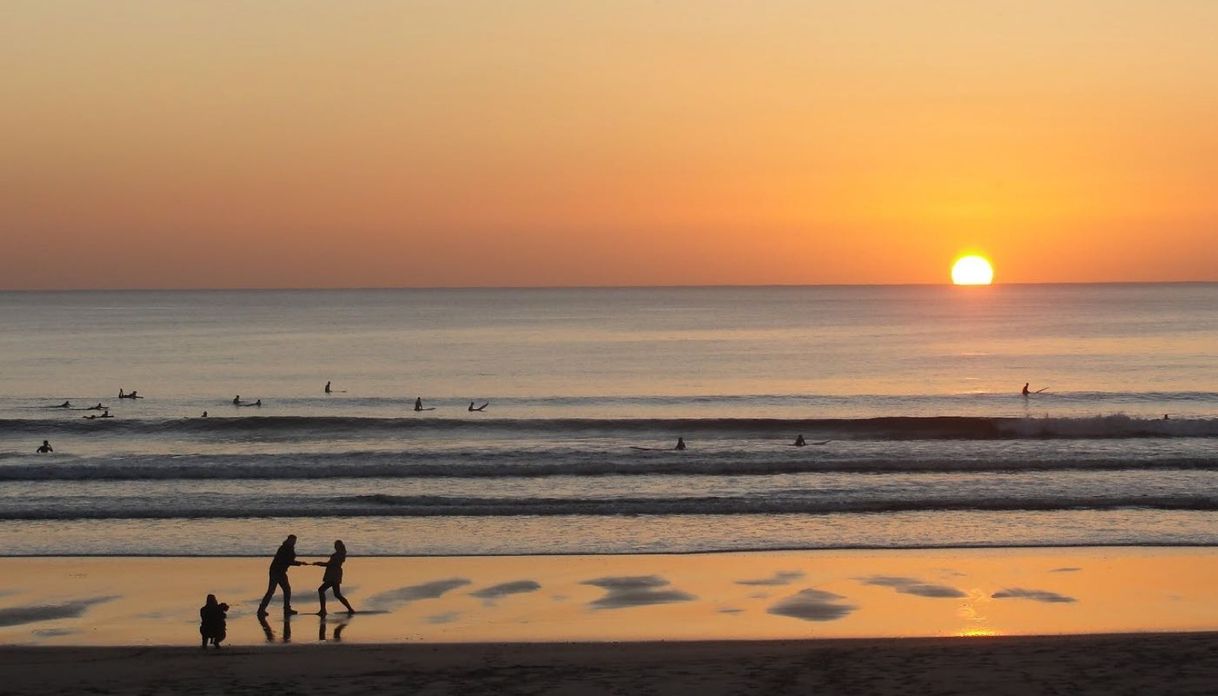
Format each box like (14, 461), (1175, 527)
(233, 395), (241, 405)
(99, 410), (113, 418)
(794, 434), (807, 447)
(414, 397), (424, 412)
(468, 401), (488, 411)
(313, 540), (355, 615)
(1021, 383), (1030, 396)
(36, 440), (53, 454)
(199, 594), (229, 648)
(257, 534), (305, 616)
(675, 437), (686, 451)
(325, 381), (332, 394)
(55, 401), (71, 409)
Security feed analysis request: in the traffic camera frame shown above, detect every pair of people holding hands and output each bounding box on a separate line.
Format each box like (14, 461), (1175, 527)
(256, 535), (355, 617)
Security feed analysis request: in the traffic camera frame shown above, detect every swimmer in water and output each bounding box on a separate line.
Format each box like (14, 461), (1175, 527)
(36, 440), (53, 454)
(100, 410), (113, 418)
(233, 396), (241, 405)
(87, 403), (105, 410)
(201, 411), (208, 418)
(468, 401), (489, 412)
(675, 437), (686, 451)
(55, 401), (71, 409)
(794, 434), (807, 447)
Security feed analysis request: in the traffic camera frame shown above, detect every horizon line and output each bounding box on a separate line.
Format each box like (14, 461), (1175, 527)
(1, 280), (1216, 293)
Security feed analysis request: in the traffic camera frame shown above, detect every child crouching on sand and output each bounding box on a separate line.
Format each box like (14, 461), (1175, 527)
(199, 594), (229, 648)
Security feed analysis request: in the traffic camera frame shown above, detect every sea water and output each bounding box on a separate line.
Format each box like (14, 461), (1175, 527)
(0, 285), (1215, 556)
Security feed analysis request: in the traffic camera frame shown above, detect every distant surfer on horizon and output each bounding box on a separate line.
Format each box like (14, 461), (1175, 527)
(414, 397), (435, 412)
(201, 411), (208, 418)
(675, 437), (686, 451)
(325, 381), (331, 394)
(1022, 383), (1030, 396)
(794, 434), (806, 447)
(87, 403), (105, 410)
(233, 395), (241, 405)
(36, 440), (53, 454)
(468, 401), (489, 412)
(53, 401), (71, 408)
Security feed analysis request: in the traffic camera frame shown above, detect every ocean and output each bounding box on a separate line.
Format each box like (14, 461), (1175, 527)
(0, 284), (1215, 557)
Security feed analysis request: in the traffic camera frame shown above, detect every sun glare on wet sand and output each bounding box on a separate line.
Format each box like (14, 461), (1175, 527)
(951, 256), (994, 285)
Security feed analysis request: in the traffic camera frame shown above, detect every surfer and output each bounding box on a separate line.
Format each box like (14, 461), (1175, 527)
(325, 381), (331, 394)
(468, 401), (489, 412)
(53, 401), (71, 408)
(794, 434), (806, 447)
(675, 437), (686, 451)
(87, 403), (105, 410)
(36, 440), (53, 454)
(1022, 383), (1030, 396)
(414, 397), (435, 412)
(201, 411), (208, 418)
(233, 395), (241, 405)
(100, 410), (113, 418)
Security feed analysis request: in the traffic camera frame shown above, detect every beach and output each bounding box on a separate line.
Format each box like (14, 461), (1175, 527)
(3, 548), (1218, 692)
(5, 633), (1218, 695)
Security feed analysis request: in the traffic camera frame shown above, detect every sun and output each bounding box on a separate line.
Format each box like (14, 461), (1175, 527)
(951, 255), (994, 285)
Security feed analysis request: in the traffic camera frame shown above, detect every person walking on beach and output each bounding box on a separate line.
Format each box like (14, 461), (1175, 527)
(36, 440), (53, 454)
(313, 540), (355, 616)
(199, 594), (229, 648)
(257, 534), (306, 617)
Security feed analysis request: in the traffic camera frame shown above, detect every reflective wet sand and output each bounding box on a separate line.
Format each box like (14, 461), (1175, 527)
(3, 547), (1217, 646)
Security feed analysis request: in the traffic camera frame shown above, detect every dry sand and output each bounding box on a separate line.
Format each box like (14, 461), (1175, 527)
(3, 633), (1218, 695)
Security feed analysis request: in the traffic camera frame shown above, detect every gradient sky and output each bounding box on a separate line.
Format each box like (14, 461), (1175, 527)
(3, 1), (1217, 289)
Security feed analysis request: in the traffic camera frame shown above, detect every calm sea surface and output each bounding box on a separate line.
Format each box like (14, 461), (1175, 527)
(0, 285), (1216, 556)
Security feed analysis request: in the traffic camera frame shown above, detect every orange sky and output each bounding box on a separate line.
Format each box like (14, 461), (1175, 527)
(3, 1), (1217, 289)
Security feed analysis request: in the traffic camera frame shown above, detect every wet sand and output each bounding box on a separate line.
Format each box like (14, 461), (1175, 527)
(3, 548), (1218, 646)
(4, 633), (1218, 695)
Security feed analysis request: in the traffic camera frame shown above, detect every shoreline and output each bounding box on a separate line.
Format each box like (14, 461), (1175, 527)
(4, 632), (1218, 695)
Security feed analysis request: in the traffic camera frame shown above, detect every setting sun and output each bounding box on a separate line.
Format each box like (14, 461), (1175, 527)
(951, 256), (994, 285)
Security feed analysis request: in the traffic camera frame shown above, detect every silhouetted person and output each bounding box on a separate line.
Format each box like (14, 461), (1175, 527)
(254, 399), (261, 407)
(87, 403), (104, 410)
(118, 389), (126, 399)
(55, 401), (71, 408)
(36, 440), (53, 454)
(83, 414), (97, 420)
(325, 381), (332, 394)
(99, 410), (113, 418)
(199, 594), (229, 648)
(1022, 383), (1030, 396)
(313, 539), (355, 615)
(675, 437), (686, 451)
(201, 411), (208, 418)
(233, 395), (241, 405)
(257, 534), (305, 617)
(414, 397), (423, 412)
(794, 434), (806, 447)
(468, 401), (489, 412)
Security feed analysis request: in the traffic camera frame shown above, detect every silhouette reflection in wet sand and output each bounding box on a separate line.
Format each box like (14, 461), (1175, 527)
(992, 588), (1077, 603)
(582, 575), (695, 610)
(859, 576), (967, 599)
(257, 613), (292, 643)
(319, 616), (347, 642)
(768, 589), (857, 622)
(365, 578), (471, 611)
